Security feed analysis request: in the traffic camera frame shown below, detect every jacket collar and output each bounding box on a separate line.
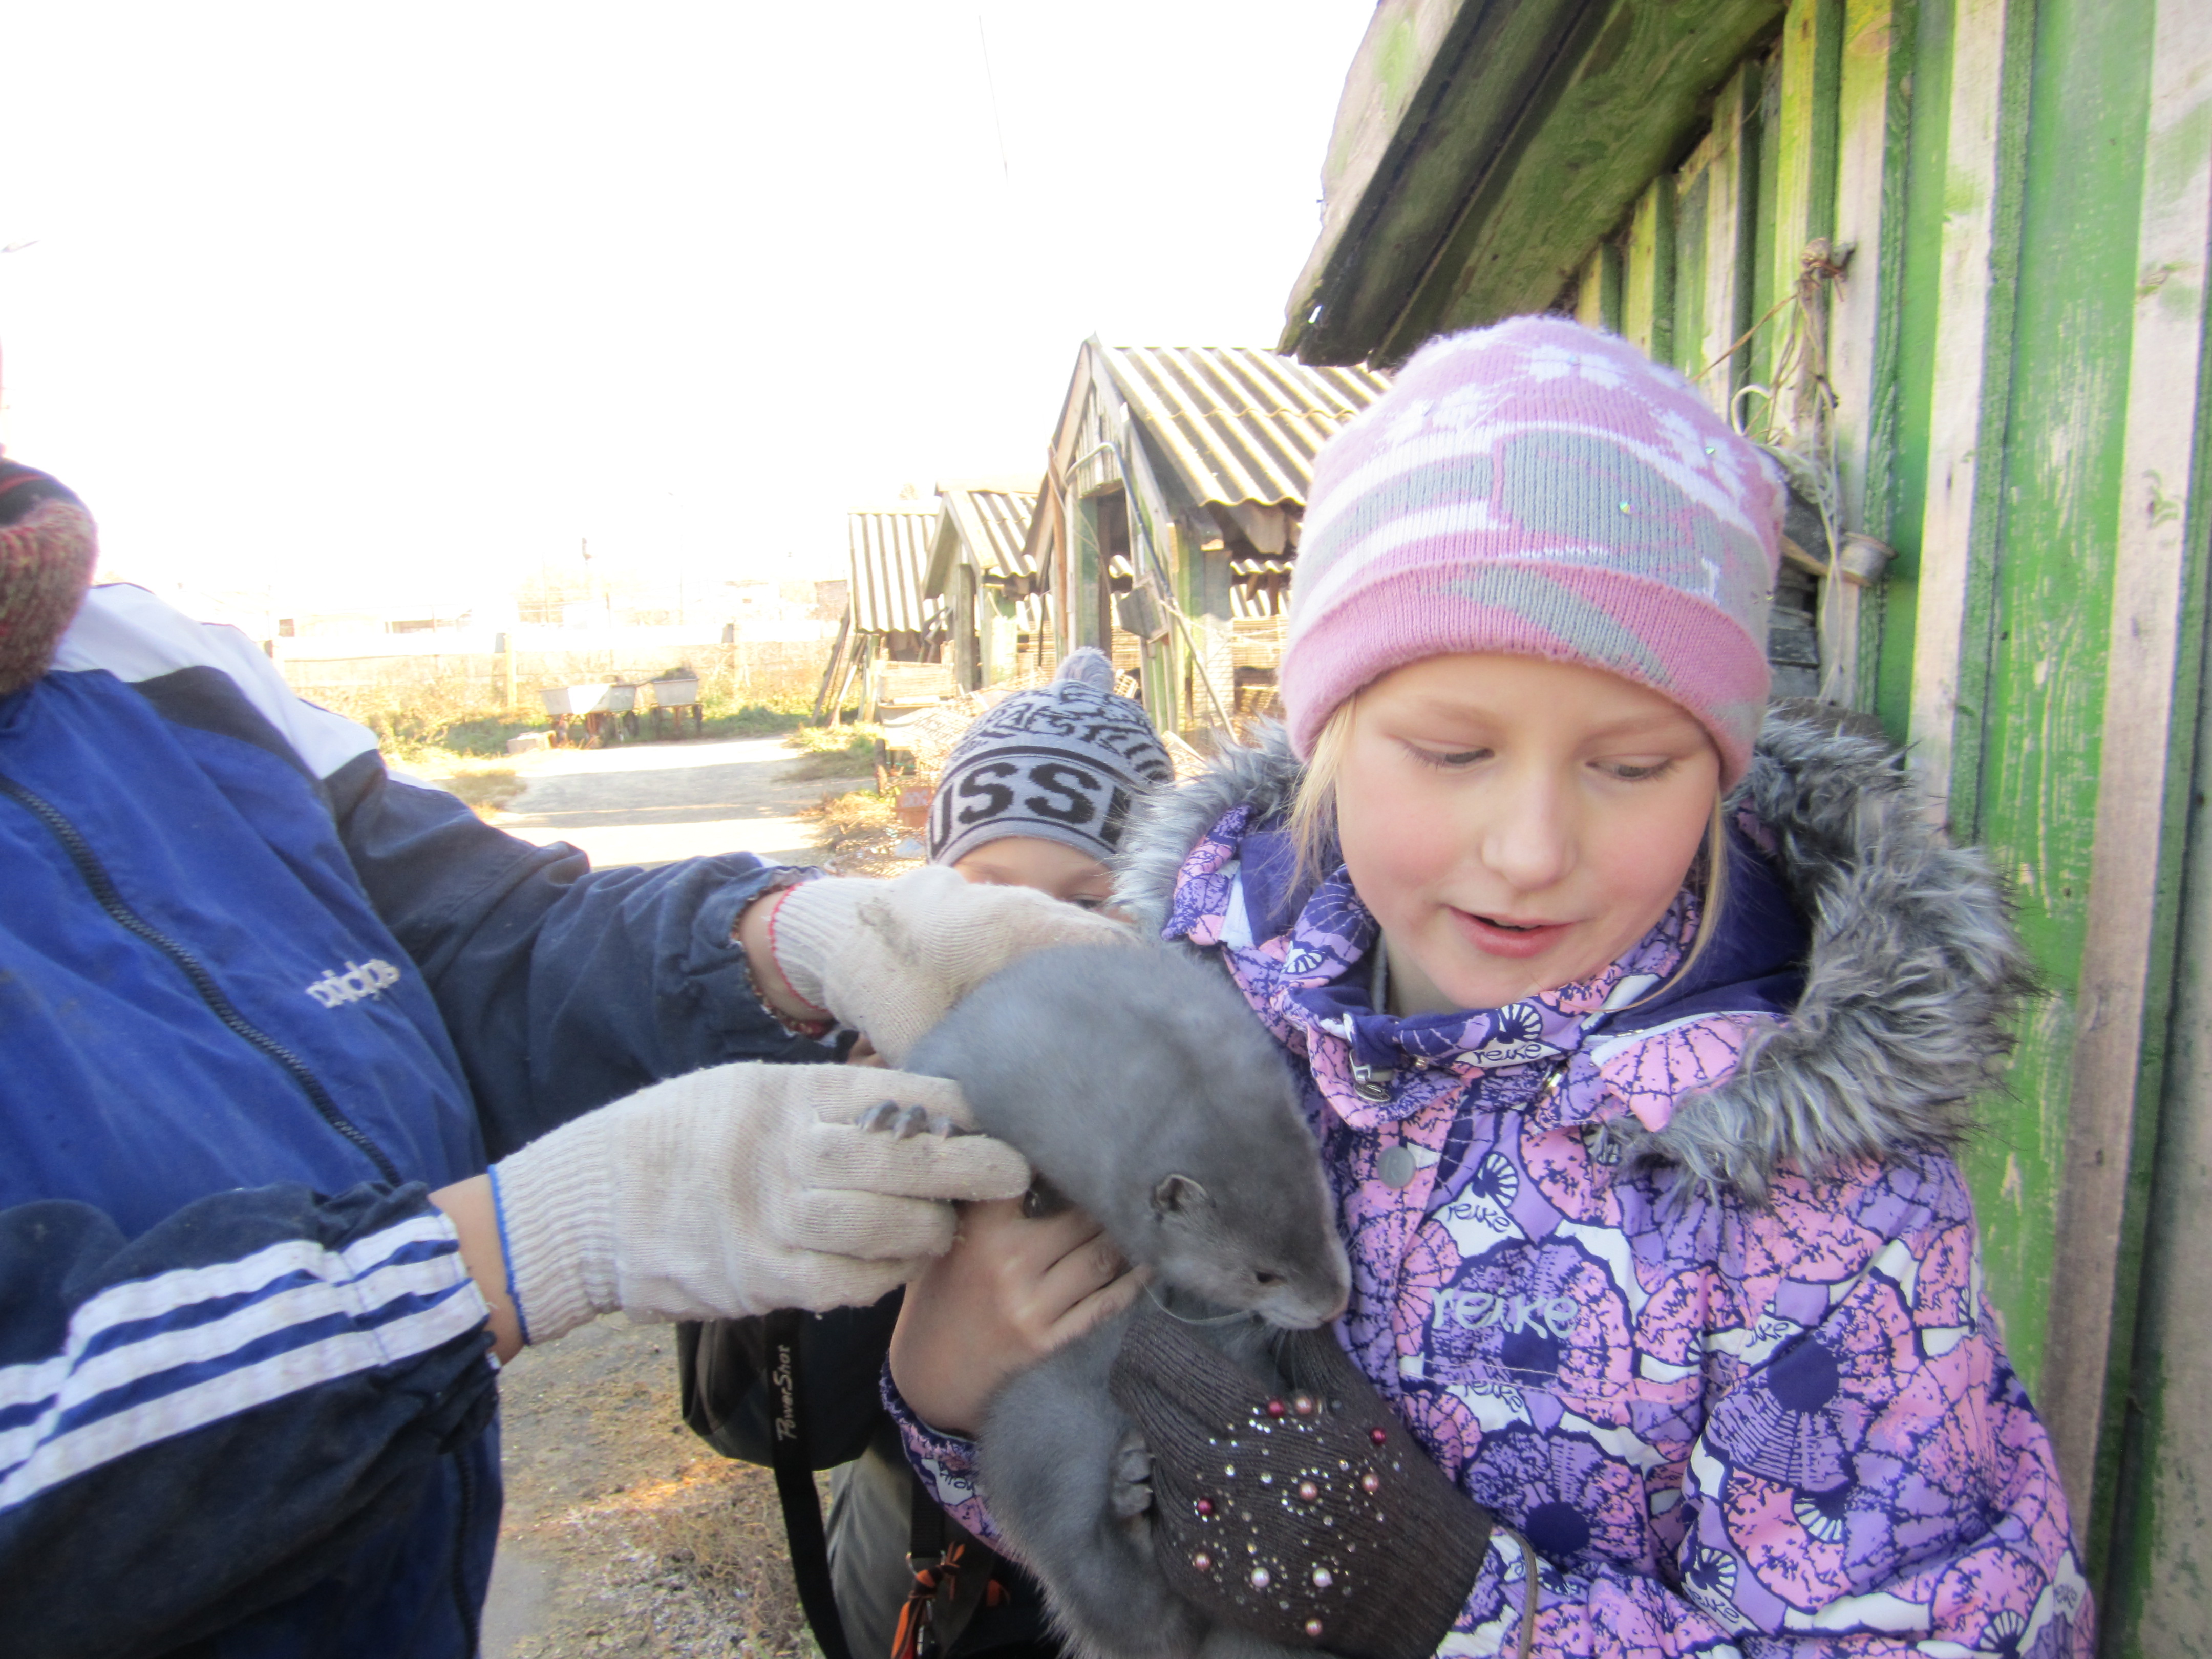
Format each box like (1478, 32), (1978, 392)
(1114, 707), (2033, 1199)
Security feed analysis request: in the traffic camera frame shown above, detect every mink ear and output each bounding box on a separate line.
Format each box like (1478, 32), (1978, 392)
(1151, 1174), (1209, 1216)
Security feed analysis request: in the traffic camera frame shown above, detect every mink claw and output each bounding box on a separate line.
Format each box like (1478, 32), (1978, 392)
(1109, 1427), (1155, 1519)
(857, 1101), (902, 1133)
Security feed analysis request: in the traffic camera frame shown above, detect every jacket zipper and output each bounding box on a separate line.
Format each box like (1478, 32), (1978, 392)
(0, 771), (404, 1185)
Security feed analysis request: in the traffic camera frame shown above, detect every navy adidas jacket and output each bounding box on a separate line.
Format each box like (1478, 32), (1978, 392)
(0, 584), (833, 1658)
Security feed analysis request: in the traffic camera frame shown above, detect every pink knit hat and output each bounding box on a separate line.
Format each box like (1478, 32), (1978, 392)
(1280, 317), (1783, 786)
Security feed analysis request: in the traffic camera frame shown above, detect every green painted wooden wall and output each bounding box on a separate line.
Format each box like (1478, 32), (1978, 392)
(1556, 1), (2212, 1645)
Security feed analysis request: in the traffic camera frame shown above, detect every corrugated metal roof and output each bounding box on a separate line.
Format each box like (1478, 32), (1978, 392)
(848, 508), (943, 635)
(939, 487), (1039, 586)
(1093, 344), (1389, 509)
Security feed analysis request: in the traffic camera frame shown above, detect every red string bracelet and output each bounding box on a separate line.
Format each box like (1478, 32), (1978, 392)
(761, 885), (834, 1036)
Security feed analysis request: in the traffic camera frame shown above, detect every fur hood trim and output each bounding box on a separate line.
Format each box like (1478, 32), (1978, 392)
(1112, 707), (2035, 1199)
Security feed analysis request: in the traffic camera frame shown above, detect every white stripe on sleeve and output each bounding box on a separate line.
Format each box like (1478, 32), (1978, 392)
(49, 584), (378, 779)
(0, 1213), (489, 1512)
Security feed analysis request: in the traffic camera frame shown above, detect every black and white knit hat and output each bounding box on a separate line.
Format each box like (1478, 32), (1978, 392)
(927, 648), (1173, 869)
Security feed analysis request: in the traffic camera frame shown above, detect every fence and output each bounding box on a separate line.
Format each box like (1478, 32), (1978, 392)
(275, 637), (840, 712)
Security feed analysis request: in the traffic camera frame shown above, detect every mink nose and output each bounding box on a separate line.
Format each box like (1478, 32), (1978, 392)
(1263, 1278), (1351, 1330)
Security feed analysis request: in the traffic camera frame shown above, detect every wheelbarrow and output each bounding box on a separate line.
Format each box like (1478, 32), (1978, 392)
(538, 682), (639, 747)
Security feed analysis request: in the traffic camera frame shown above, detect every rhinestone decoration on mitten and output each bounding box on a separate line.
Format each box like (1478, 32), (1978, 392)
(1150, 1388), (1407, 1647)
(1113, 1317), (1498, 1659)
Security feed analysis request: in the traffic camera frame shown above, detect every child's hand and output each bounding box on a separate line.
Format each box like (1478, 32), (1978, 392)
(888, 1196), (1145, 1436)
(761, 867), (1135, 1065)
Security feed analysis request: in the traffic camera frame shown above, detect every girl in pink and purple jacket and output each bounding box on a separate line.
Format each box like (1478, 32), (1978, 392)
(887, 317), (2089, 1658)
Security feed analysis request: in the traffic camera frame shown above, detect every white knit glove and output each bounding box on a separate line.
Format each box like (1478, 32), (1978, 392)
(489, 1061), (1030, 1344)
(768, 865), (1135, 1065)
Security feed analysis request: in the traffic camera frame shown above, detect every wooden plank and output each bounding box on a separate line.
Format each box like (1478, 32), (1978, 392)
(1948, 0), (2150, 1462)
(951, 563), (979, 691)
(1575, 248), (1602, 326)
(1746, 54), (1788, 402)
(1903, 0), (2027, 828)
(2111, 620), (2212, 1648)
(1825, 0), (1912, 709)
(1621, 176), (1678, 365)
(1073, 494), (1103, 652)
(857, 645), (880, 726)
(979, 588), (1020, 687)
(2043, 0), (2212, 1559)
(1769, 0), (1845, 437)
(811, 611), (852, 722)
(1379, 0), (1788, 361)
(1756, 1), (1851, 701)
(1675, 63), (1763, 417)
(1575, 242), (1625, 331)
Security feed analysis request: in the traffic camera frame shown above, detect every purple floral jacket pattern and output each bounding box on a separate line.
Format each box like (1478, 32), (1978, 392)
(894, 803), (2090, 1658)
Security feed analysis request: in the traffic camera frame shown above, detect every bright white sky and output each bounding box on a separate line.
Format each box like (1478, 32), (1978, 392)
(0, 2), (1375, 615)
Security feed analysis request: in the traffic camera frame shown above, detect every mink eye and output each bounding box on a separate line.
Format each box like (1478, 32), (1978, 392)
(1254, 1270), (1284, 1287)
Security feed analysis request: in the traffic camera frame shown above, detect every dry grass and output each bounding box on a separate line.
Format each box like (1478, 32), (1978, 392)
(493, 1318), (823, 1658)
(397, 746), (532, 819)
(503, 1461), (821, 1658)
(801, 788), (925, 878)
(310, 679), (512, 760)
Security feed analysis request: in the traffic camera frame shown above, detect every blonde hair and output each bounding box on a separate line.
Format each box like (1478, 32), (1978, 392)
(1288, 698), (1358, 888)
(1286, 696), (1730, 997)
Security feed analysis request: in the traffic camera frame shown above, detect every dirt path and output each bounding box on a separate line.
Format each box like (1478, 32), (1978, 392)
(481, 1318), (825, 1658)
(490, 734), (869, 869)
(468, 734), (873, 1656)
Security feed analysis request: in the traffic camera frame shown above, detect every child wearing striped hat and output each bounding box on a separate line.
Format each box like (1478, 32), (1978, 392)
(884, 317), (2089, 1658)
(925, 645), (1173, 911)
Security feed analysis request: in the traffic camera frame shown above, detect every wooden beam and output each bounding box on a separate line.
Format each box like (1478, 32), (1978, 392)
(1378, 0), (1786, 363)
(1283, 0), (1601, 362)
(2043, 0), (2212, 1543)
(1904, 0), (2030, 831)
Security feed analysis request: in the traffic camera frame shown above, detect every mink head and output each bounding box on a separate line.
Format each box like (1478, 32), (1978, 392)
(1142, 1162), (1349, 1328)
(912, 943), (1350, 1329)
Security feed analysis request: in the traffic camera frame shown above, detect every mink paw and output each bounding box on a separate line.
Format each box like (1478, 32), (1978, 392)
(1109, 1426), (1155, 1519)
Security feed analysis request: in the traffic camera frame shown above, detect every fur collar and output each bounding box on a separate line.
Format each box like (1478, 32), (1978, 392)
(1112, 706), (2034, 1200)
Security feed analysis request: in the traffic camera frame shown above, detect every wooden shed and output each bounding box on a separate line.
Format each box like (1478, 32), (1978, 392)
(824, 506), (953, 721)
(1026, 339), (1390, 735)
(923, 480), (1049, 691)
(1281, 1), (2212, 1642)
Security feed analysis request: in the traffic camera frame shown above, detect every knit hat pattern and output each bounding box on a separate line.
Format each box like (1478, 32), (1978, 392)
(927, 647), (1174, 868)
(1280, 316), (1784, 786)
(0, 462), (97, 699)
